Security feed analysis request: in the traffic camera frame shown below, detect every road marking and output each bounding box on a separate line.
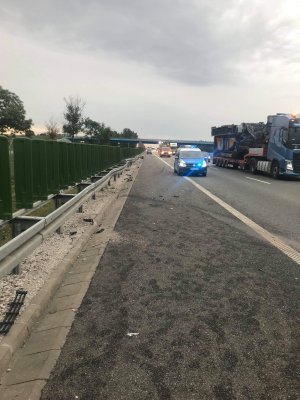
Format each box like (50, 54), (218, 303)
(157, 156), (300, 266)
(246, 177), (271, 185)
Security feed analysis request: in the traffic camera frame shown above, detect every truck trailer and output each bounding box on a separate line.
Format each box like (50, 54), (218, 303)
(212, 113), (300, 178)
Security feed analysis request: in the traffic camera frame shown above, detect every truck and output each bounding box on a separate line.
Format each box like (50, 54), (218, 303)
(212, 113), (300, 178)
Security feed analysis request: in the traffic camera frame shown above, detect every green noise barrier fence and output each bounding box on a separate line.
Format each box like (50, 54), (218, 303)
(0, 136), (12, 219)
(0, 136), (142, 220)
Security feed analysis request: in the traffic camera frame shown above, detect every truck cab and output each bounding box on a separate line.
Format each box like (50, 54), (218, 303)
(266, 113), (300, 177)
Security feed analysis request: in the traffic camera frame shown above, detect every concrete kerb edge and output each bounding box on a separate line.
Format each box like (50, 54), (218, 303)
(0, 224), (95, 378)
(0, 158), (141, 380)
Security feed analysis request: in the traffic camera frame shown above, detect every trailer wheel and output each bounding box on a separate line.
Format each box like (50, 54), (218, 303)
(249, 158), (258, 174)
(271, 161), (280, 179)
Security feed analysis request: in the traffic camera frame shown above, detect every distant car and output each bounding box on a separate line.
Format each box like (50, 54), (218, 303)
(174, 148), (207, 176)
(146, 148), (152, 154)
(158, 146), (172, 157)
(201, 151), (211, 163)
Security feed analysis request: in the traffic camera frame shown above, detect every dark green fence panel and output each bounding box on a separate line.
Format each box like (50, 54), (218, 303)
(13, 137), (33, 209)
(87, 144), (93, 176)
(113, 146), (120, 165)
(73, 143), (82, 183)
(0, 136), (12, 219)
(58, 142), (69, 189)
(80, 144), (87, 180)
(91, 145), (98, 175)
(46, 140), (60, 194)
(94, 145), (99, 174)
(107, 146), (112, 168)
(31, 139), (48, 200)
(65, 143), (73, 186)
(97, 146), (104, 171)
(68, 143), (76, 185)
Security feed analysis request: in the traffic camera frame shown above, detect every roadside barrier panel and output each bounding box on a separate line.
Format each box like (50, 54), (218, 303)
(46, 140), (60, 194)
(87, 144), (93, 176)
(74, 143), (82, 183)
(68, 143), (76, 185)
(2, 139), (141, 219)
(91, 145), (97, 175)
(59, 141), (70, 189)
(0, 136), (12, 219)
(14, 137), (34, 209)
(31, 139), (49, 200)
(81, 144), (88, 181)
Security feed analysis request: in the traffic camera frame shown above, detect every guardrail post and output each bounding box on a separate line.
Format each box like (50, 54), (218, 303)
(54, 194), (76, 233)
(10, 216), (42, 274)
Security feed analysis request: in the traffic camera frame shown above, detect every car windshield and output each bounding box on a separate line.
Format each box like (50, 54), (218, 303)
(180, 151), (204, 158)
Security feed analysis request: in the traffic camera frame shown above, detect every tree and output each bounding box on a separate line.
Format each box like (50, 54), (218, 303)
(45, 117), (60, 139)
(25, 129), (35, 137)
(83, 118), (112, 144)
(0, 86), (33, 135)
(62, 96), (85, 139)
(120, 128), (138, 139)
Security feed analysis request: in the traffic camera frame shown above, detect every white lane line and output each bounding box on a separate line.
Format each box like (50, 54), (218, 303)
(246, 177), (271, 185)
(157, 156), (300, 266)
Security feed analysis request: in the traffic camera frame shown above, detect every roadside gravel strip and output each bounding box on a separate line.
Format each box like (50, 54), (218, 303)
(0, 159), (142, 373)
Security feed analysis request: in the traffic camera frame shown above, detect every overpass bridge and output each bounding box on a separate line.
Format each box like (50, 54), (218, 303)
(110, 137), (214, 151)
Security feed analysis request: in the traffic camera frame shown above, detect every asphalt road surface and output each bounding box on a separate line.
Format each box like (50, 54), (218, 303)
(168, 156), (300, 253)
(41, 155), (300, 400)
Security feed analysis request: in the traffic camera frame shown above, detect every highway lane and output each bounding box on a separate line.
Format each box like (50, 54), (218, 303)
(162, 155), (300, 253)
(41, 154), (300, 400)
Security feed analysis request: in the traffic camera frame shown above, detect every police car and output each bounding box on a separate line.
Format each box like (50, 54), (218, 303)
(174, 147), (207, 176)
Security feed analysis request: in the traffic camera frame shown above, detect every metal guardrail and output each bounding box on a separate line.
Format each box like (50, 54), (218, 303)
(0, 160), (134, 279)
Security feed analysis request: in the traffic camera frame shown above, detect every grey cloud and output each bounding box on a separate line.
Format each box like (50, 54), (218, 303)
(1, 0), (298, 85)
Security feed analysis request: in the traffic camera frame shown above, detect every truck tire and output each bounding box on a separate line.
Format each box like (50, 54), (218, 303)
(249, 158), (258, 174)
(271, 161), (280, 179)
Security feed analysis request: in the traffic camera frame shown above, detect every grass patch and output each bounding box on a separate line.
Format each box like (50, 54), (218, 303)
(27, 199), (55, 217)
(0, 224), (12, 247)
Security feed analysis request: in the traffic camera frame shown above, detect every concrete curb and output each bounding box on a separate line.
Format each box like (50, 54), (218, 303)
(0, 157), (142, 380)
(0, 217), (96, 378)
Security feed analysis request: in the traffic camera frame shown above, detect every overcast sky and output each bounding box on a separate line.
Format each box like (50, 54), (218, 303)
(1, 0), (300, 140)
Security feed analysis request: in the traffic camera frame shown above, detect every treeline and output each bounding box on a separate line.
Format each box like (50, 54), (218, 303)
(0, 86), (139, 143)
